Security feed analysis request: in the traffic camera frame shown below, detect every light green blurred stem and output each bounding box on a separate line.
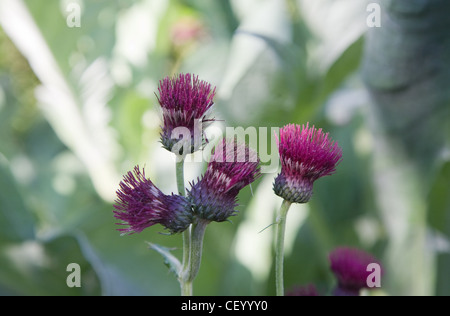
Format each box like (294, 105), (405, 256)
(175, 158), (193, 296)
(275, 199), (292, 296)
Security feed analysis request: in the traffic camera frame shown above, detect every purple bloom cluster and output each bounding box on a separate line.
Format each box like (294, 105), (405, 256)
(188, 139), (261, 222)
(156, 73), (216, 154)
(114, 74), (261, 235)
(113, 70), (355, 297)
(274, 123), (342, 204)
(329, 247), (381, 296)
(114, 140), (260, 233)
(113, 166), (192, 234)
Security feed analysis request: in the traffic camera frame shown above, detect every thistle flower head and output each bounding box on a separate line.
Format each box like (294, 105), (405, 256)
(113, 166), (192, 234)
(156, 73), (216, 155)
(273, 123), (342, 204)
(187, 139), (261, 222)
(329, 247), (381, 296)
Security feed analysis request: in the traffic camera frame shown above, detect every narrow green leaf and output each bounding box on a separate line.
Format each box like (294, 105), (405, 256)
(147, 242), (181, 278)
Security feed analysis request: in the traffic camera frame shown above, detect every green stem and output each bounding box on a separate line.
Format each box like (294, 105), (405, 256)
(275, 199), (292, 296)
(183, 218), (209, 284)
(175, 158), (192, 296)
(180, 278), (192, 297)
(175, 159), (208, 296)
(176, 159), (189, 272)
(176, 159), (186, 196)
(180, 226), (192, 296)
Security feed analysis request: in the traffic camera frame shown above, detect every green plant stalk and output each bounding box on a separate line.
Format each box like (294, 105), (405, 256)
(180, 271), (192, 297)
(176, 159), (189, 271)
(275, 199), (292, 296)
(176, 159), (186, 196)
(182, 218), (208, 284)
(176, 158), (209, 296)
(180, 225), (192, 296)
(175, 158), (192, 296)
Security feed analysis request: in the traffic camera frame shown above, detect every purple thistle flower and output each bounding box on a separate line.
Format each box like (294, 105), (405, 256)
(187, 139), (261, 222)
(113, 166), (192, 234)
(273, 123), (342, 204)
(329, 247), (382, 296)
(156, 73), (216, 155)
(286, 284), (320, 296)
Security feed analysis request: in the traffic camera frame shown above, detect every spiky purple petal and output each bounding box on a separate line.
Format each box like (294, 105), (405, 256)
(156, 73), (216, 154)
(113, 166), (192, 234)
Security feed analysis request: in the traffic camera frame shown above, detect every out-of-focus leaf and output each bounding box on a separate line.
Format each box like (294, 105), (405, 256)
(114, 90), (154, 161)
(0, 236), (100, 295)
(24, 0), (118, 74)
(218, 0), (295, 126)
(0, 156), (35, 242)
(428, 161), (450, 296)
(78, 212), (181, 296)
(298, 0), (368, 72)
(436, 253), (450, 296)
(428, 162), (450, 234)
(318, 37), (364, 105)
(362, 0), (450, 295)
(0, 0), (121, 202)
(184, 0), (238, 37)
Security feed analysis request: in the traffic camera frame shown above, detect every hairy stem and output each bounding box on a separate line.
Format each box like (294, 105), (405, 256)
(275, 199), (292, 296)
(176, 159), (186, 196)
(183, 218), (209, 284)
(175, 158), (192, 296)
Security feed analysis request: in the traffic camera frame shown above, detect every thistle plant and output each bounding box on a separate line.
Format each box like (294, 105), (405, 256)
(113, 73), (349, 296)
(113, 73), (260, 296)
(273, 123), (343, 296)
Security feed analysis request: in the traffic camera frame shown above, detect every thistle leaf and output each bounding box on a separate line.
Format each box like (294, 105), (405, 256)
(147, 242), (181, 278)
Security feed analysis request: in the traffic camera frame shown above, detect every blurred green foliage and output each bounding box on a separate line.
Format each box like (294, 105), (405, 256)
(0, 0), (448, 296)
